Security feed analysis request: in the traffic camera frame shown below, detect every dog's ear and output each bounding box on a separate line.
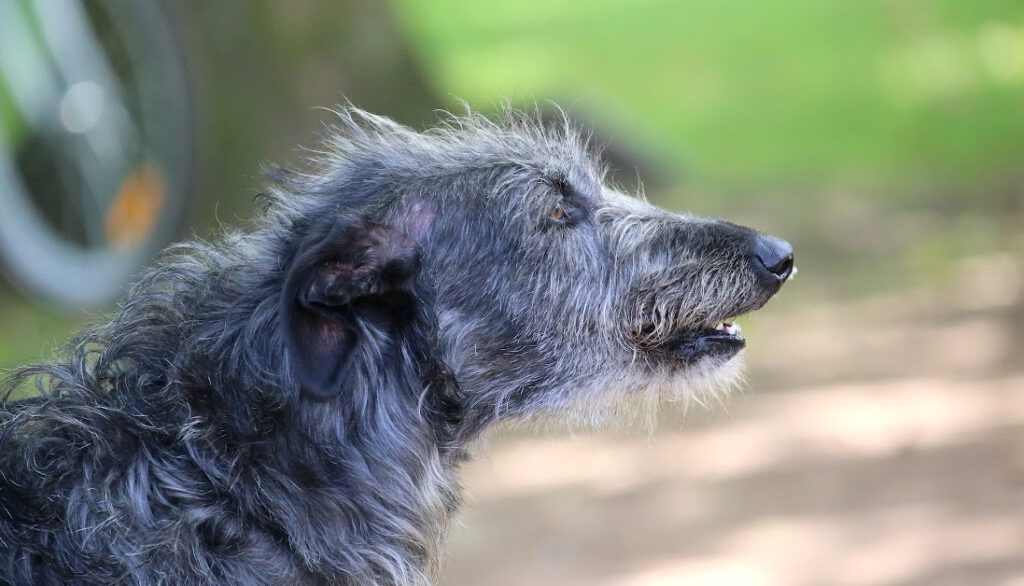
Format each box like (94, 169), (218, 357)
(283, 221), (420, 400)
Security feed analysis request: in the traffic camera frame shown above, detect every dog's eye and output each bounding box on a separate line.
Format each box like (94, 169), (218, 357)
(548, 204), (566, 221)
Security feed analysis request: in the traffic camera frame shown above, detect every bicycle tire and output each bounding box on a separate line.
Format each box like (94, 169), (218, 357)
(0, 0), (194, 308)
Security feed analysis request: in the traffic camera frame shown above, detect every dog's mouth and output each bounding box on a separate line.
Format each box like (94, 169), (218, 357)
(631, 264), (797, 366)
(633, 313), (750, 366)
(669, 319), (746, 364)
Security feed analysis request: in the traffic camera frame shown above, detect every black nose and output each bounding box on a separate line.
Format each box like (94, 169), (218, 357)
(752, 235), (794, 281)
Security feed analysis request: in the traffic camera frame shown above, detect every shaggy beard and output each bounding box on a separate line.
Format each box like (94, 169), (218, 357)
(484, 351), (748, 439)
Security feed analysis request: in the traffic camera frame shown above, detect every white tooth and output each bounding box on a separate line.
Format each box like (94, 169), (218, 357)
(714, 322), (725, 331)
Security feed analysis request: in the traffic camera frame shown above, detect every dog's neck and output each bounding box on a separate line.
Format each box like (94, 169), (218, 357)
(256, 366), (464, 585)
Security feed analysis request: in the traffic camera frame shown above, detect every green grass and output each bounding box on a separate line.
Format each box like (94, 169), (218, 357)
(0, 290), (85, 372)
(394, 0), (1024, 194)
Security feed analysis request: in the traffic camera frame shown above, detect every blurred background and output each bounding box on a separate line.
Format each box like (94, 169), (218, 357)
(1, 0), (1022, 584)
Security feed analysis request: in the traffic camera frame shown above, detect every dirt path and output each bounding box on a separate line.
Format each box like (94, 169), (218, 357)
(444, 375), (1024, 585)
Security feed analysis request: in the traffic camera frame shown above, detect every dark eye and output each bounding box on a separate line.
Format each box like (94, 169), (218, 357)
(548, 204), (566, 221)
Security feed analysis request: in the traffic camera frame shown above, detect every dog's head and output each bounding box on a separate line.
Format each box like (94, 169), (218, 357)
(279, 109), (793, 434)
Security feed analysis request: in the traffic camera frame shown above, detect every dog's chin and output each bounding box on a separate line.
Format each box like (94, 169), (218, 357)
(517, 348), (747, 436)
(673, 346), (746, 394)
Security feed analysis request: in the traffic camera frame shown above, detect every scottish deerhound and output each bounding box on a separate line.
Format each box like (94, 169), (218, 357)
(0, 108), (793, 585)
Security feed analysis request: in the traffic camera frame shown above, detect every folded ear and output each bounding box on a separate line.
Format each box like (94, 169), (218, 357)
(283, 222), (420, 400)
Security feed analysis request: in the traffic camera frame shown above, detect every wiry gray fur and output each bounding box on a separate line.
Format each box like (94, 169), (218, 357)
(0, 107), (789, 585)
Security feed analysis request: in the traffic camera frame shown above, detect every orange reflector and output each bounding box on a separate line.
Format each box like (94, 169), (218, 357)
(105, 164), (166, 250)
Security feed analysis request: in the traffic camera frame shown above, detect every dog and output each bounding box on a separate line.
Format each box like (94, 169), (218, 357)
(0, 108), (793, 585)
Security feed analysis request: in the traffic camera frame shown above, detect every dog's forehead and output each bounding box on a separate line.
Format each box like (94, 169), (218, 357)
(472, 122), (596, 171)
(508, 144), (603, 195)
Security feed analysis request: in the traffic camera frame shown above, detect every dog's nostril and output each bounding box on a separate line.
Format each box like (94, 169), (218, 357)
(753, 235), (794, 281)
(768, 255), (794, 280)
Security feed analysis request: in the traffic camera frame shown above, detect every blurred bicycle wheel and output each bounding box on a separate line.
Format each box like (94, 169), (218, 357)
(0, 0), (194, 308)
